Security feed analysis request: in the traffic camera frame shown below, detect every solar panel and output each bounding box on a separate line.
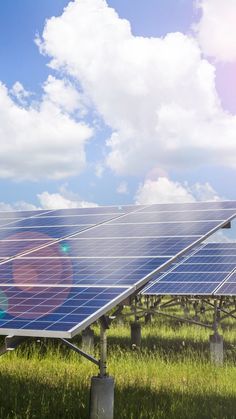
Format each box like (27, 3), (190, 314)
(0, 201), (235, 337)
(0, 208), (129, 260)
(0, 210), (50, 219)
(143, 242), (236, 296)
(0, 285), (129, 337)
(215, 272), (236, 296)
(23, 237), (197, 258)
(138, 201), (236, 212)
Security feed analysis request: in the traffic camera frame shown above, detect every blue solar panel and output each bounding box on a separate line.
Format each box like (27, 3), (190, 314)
(23, 237), (197, 258)
(205, 243), (236, 248)
(48, 205), (144, 216)
(112, 209), (236, 223)
(76, 221), (220, 238)
(143, 242), (236, 296)
(173, 263), (235, 273)
(0, 238), (53, 258)
(215, 270), (236, 295)
(186, 255), (236, 264)
(0, 209), (137, 263)
(138, 201), (236, 212)
(0, 201), (235, 337)
(0, 210), (51, 219)
(0, 219), (20, 227)
(8, 214), (125, 228)
(0, 285), (129, 337)
(0, 256), (169, 287)
(194, 248), (236, 256)
(156, 271), (226, 283)
(0, 226), (93, 241)
(144, 282), (216, 295)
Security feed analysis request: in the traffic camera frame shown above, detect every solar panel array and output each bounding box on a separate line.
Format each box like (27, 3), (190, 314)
(143, 242), (236, 296)
(0, 201), (235, 338)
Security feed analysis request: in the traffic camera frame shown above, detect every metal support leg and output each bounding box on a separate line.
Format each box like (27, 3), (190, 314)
(130, 322), (141, 349)
(82, 327), (94, 353)
(89, 322), (114, 419)
(210, 300), (223, 365)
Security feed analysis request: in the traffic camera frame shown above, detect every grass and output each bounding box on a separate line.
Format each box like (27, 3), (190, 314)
(0, 316), (236, 419)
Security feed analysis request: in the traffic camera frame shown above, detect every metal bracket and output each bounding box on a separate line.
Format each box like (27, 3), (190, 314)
(100, 315), (111, 330)
(60, 338), (99, 366)
(0, 335), (28, 356)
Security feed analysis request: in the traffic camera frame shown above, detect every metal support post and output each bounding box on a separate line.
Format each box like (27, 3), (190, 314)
(193, 301), (200, 322)
(82, 327), (94, 353)
(130, 321), (141, 349)
(209, 300), (223, 365)
(89, 321), (114, 419)
(145, 296), (152, 324)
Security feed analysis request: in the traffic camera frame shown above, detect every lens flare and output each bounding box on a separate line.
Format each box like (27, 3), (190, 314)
(0, 289), (8, 319)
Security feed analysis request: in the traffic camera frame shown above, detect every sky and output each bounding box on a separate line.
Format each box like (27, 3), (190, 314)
(0, 0), (236, 210)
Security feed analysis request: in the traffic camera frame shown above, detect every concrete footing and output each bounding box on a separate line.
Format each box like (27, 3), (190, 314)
(131, 322), (141, 349)
(89, 375), (114, 419)
(82, 328), (94, 353)
(209, 333), (223, 365)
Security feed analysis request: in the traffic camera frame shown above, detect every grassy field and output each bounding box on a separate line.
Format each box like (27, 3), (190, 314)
(0, 315), (236, 419)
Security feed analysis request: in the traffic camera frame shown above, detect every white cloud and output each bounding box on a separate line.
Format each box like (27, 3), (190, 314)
(37, 0), (236, 177)
(11, 81), (31, 104)
(195, 0), (236, 63)
(0, 81), (92, 180)
(37, 185), (97, 209)
(43, 75), (86, 114)
(0, 201), (38, 212)
(0, 186), (97, 212)
(135, 176), (221, 204)
(116, 181), (128, 195)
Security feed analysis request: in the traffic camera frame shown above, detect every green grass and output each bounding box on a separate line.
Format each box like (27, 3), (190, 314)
(0, 317), (236, 419)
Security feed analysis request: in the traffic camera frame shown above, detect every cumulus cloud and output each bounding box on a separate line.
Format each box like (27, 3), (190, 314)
(11, 81), (31, 104)
(0, 201), (38, 212)
(43, 75), (87, 114)
(37, 188), (97, 209)
(135, 176), (221, 204)
(195, 0), (236, 63)
(0, 80), (92, 180)
(37, 0), (236, 177)
(0, 186), (97, 212)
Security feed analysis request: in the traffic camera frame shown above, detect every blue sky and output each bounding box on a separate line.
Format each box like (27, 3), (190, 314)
(0, 0), (235, 209)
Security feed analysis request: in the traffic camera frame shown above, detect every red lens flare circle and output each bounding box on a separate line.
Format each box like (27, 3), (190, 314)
(2, 232), (73, 320)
